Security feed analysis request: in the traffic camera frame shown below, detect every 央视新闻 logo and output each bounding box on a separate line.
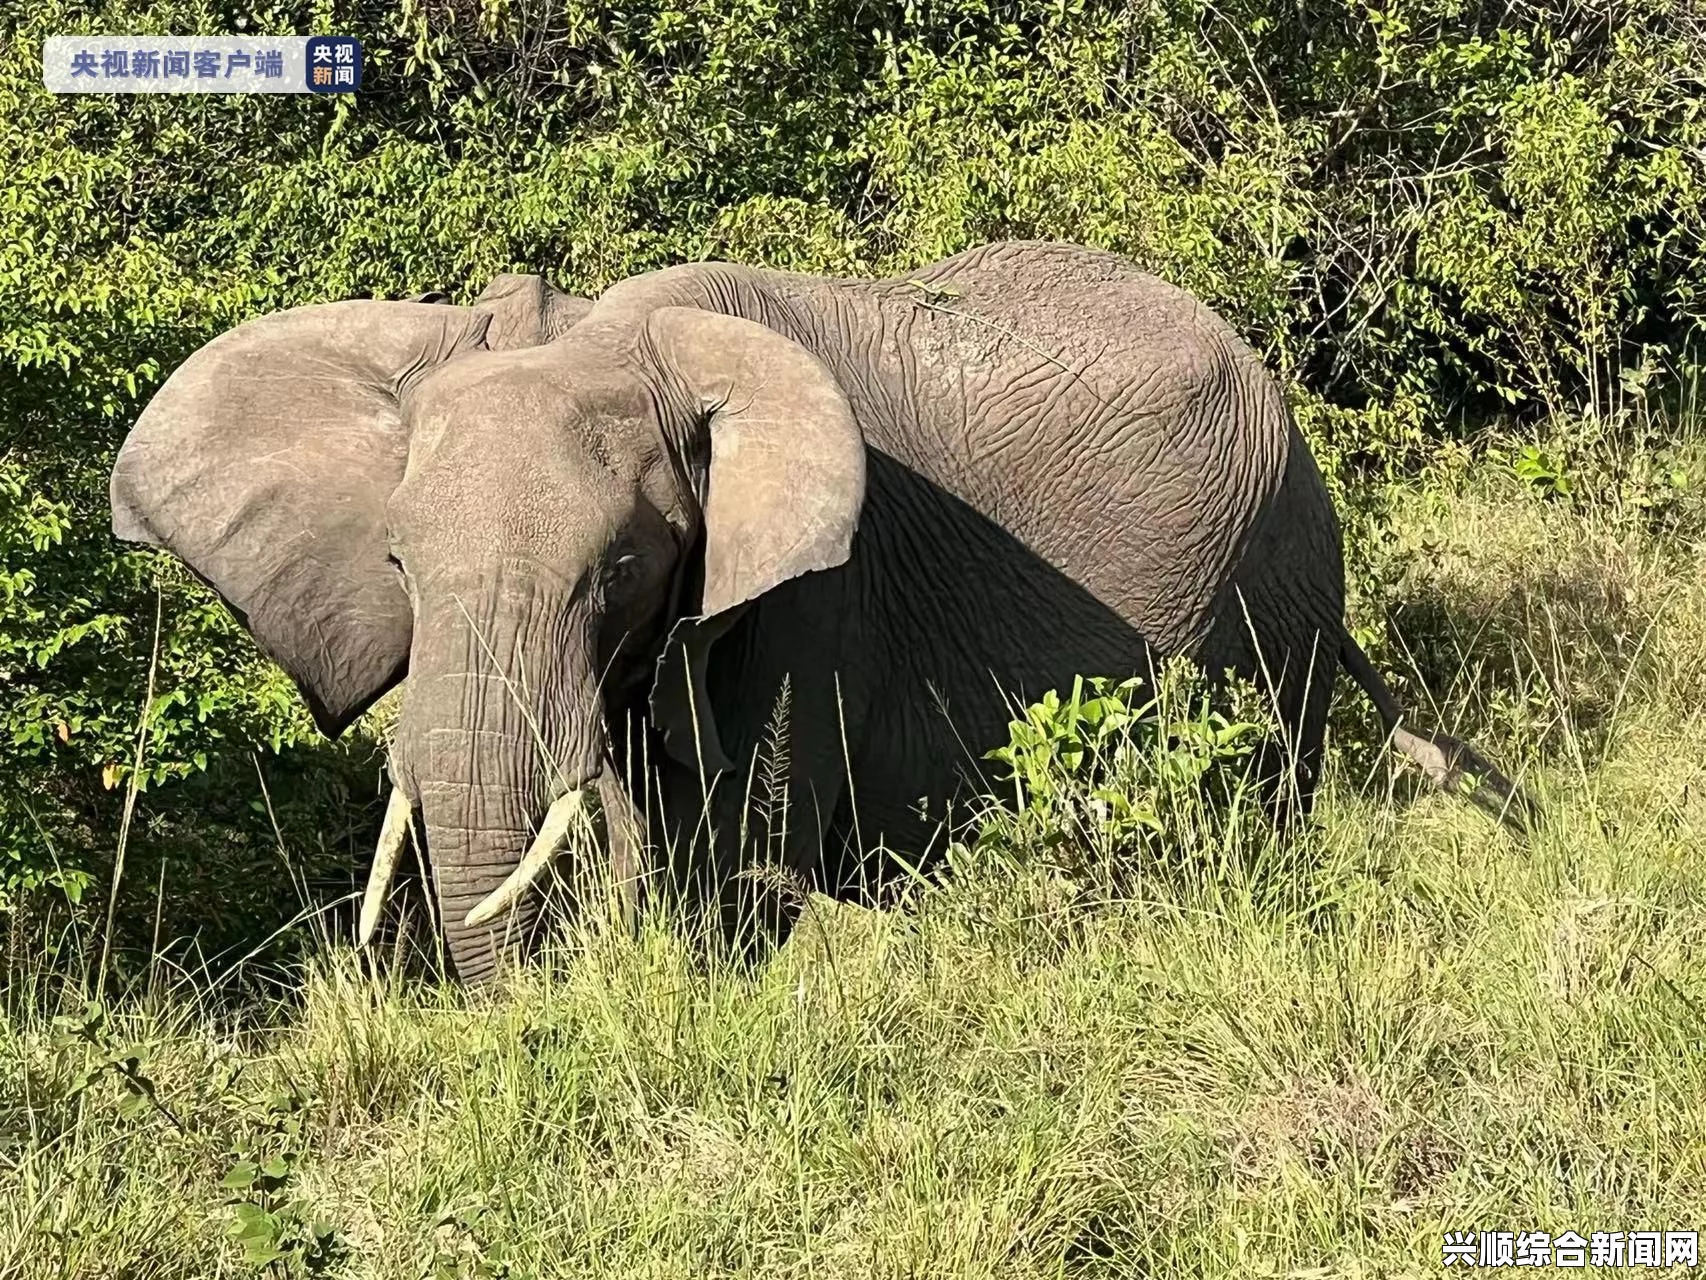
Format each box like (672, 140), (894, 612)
(304, 36), (360, 93)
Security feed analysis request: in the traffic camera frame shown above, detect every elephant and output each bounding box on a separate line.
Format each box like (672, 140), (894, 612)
(406, 272), (594, 347)
(109, 241), (1525, 981)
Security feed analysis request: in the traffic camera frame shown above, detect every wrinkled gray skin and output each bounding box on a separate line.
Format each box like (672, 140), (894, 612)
(110, 243), (1523, 981)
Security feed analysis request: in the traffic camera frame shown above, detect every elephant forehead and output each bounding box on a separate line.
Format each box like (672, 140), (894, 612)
(389, 420), (634, 560)
(407, 382), (655, 515)
(411, 342), (645, 424)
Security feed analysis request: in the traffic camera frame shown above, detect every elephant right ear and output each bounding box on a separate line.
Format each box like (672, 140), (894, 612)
(110, 300), (493, 738)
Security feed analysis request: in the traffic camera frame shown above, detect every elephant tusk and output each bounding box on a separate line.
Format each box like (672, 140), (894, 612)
(358, 786), (414, 949)
(463, 789), (590, 930)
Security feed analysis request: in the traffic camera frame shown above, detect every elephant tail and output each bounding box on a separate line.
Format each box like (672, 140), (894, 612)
(1339, 630), (1539, 832)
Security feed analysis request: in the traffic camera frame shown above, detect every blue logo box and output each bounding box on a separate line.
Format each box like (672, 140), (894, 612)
(305, 36), (361, 93)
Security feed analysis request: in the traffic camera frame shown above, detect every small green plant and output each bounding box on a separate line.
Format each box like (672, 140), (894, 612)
(1511, 444), (1575, 497)
(48, 1001), (182, 1130)
(218, 1085), (340, 1275)
(980, 659), (1266, 862)
(1618, 451), (1693, 527)
(428, 1204), (513, 1280)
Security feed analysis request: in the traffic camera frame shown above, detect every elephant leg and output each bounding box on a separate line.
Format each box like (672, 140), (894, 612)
(663, 572), (874, 963)
(1251, 639), (1336, 830)
(665, 687), (859, 964)
(594, 765), (647, 931)
(1199, 436), (1347, 832)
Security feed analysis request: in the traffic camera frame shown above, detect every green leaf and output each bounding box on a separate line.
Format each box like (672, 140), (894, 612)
(229, 1201), (277, 1237)
(221, 1161), (260, 1189)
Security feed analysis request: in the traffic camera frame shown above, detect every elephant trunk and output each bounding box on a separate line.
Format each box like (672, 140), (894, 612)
(396, 571), (605, 981)
(416, 766), (552, 980)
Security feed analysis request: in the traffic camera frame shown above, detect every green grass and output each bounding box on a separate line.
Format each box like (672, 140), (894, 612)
(5, 422), (1706, 1279)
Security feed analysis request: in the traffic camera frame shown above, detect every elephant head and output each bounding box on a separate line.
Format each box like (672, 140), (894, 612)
(109, 283), (865, 981)
(404, 273), (593, 347)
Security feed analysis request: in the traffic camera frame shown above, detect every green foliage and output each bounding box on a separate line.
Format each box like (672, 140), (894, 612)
(1510, 443), (1577, 498)
(427, 1205), (513, 1280)
(980, 661), (1267, 862)
(46, 999), (182, 1128)
(0, 0), (1702, 946)
(219, 1084), (341, 1274)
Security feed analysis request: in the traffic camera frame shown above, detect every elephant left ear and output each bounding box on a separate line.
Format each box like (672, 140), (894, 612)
(641, 307), (867, 773)
(110, 300), (493, 737)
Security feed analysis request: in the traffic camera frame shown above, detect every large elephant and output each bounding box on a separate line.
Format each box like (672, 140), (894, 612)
(109, 242), (1523, 981)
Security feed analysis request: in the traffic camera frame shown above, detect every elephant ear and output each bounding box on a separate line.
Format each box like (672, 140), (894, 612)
(472, 273), (594, 350)
(642, 306), (867, 773)
(110, 300), (493, 737)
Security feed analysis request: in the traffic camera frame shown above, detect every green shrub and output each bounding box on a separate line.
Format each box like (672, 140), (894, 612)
(976, 660), (1268, 870)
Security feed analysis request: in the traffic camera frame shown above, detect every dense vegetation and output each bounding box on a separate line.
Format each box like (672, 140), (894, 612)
(2, 0), (1706, 1272)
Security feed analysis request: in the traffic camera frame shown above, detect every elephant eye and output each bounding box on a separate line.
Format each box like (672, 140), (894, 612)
(604, 551), (639, 587)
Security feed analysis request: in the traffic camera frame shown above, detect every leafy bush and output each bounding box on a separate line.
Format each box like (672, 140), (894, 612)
(976, 660), (1268, 870)
(0, 0), (1702, 949)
